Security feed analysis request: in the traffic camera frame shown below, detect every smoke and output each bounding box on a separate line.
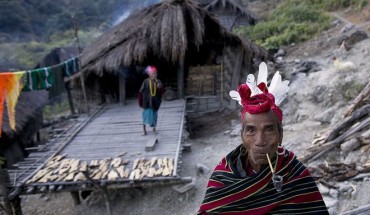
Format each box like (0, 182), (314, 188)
(112, 0), (161, 26)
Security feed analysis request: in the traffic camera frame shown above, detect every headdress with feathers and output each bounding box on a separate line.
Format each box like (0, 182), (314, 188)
(146, 65), (157, 75)
(229, 62), (289, 123)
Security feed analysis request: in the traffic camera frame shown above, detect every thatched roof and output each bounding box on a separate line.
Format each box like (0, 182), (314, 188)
(204, 0), (257, 20)
(1, 91), (48, 139)
(80, 0), (268, 76)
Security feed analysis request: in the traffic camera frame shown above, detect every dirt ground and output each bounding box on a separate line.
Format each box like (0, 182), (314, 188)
(18, 5), (370, 215)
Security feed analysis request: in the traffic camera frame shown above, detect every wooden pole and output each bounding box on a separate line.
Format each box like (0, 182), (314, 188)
(0, 169), (15, 215)
(177, 57), (185, 99)
(71, 15), (90, 114)
(70, 191), (81, 205)
(119, 71), (126, 105)
(64, 78), (76, 115)
(221, 61), (224, 105)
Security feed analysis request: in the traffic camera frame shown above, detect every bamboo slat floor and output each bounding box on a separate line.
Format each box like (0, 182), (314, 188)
(6, 99), (188, 196)
(60, 99), (185, 170)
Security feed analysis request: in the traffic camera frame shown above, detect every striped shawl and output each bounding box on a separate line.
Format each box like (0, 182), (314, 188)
(198, 145), (328, 215)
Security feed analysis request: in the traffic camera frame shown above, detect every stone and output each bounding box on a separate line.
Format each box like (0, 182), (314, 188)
(310, 86), (329, 104)
(360, 129), (370, 139)
(196, 163), (210, 174)
(323, 196), (338, 208)
(314, 108), (334, 123)
(318, 183), (330, 195)
(182, 144), (191, 152)
(172, 178), (196, 193)
(339, 182), (352, 193)
(340, 23), (355, 34)
(329, 188), (339, 198)
(346, 30), (368, 45)
(343, 150), (362, 164)
(274, 48), (287, 58)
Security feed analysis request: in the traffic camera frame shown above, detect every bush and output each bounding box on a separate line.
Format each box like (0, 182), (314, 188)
(235, 1), (331, 51)
(308, 0), (368, 11)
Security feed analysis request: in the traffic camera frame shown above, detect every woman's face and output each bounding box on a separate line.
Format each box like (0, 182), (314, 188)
(241, 111), (282, 167)
(149, 73), (157, 79)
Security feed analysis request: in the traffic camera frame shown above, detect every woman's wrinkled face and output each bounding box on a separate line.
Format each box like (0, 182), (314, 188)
(241, 111), (282, 167)
(149, 72), (157, 80)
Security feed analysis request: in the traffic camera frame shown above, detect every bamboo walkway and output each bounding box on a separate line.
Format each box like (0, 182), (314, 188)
(60, 99), (185, 172)
(7, 99), (188, 196)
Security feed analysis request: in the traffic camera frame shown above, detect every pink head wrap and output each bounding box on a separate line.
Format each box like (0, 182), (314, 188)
(147, 66), (157, 75)
(238, 83), (283, 123)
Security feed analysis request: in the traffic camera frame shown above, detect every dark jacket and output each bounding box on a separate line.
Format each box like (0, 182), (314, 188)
(138, 78), (165, 111)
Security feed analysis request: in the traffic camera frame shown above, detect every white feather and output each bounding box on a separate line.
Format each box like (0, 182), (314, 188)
(268, 71), (281, 93)
(229, 62), (289, 106)
(246, 74), (261, 96)
(268, 72), (289, 106)
(229, 90), (242, 105)
(257, 62), (268, 85)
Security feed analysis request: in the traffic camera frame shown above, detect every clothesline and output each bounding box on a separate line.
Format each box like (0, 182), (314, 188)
(0, 56), (80, 137)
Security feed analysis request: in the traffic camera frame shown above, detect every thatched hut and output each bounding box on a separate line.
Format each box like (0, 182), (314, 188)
(79, 0), (269, 112)
(198, 0), (258, 31)
(0, 91), (48, 168)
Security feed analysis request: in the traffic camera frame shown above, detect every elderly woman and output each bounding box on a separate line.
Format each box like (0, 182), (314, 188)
(198, 63), (328, 214)
(138, 66), (165, 135)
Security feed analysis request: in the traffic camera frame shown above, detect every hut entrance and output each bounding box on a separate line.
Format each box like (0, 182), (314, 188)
(113, 64), (179, 104)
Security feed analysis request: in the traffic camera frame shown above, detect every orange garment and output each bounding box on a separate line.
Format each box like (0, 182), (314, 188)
(0, 71), (25, 137)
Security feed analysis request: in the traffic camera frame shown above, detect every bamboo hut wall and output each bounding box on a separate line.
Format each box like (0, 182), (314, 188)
(186, 65), (221, 96)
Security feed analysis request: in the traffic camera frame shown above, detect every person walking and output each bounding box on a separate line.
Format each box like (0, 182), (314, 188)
(138, 65), (165, 135)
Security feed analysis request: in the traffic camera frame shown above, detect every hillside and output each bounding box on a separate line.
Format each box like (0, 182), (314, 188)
(0, 0), (159, 69)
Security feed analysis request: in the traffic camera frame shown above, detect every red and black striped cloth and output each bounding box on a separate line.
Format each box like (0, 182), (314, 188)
(198, 145), (329, 214)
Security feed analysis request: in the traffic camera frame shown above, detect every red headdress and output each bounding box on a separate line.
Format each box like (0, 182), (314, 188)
(146, 65), (157, 75)
(229, 62), (290, 123)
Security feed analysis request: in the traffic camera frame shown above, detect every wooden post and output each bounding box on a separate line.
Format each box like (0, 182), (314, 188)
(119, 72), (126, 105)
(0, 167), (23, 215)
(70, 191), (81, 205)
(221, 61), (224, 105)
(64, 79), (76, 115)
(177, 57), (185, 99)
(11, 196), (22, 215)
(0, 169), (14, 215)
(71, 15), (90, 114)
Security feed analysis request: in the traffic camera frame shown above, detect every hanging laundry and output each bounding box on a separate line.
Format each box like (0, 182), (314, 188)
(48, 64), (64, 99)
(63, 57), (79, 77)
(0, 71), (25, 137)
(0, 55), (80, 136)
(22, 67), (55, 91)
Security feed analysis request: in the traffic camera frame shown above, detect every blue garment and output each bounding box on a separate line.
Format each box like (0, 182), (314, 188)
(142, 108), (158, 127)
